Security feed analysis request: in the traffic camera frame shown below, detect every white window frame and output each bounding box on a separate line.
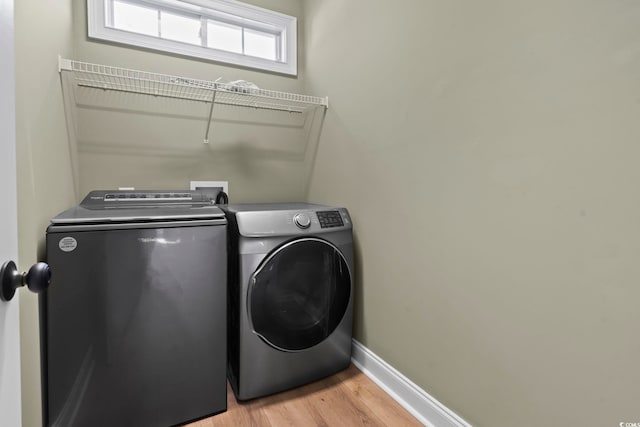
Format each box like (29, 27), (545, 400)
(87, 0), (297, 75)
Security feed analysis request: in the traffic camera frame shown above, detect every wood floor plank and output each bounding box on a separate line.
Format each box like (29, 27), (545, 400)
(336, 366), (423, 426)
(296, 375), (386, 427)
(186, 364), (422, 427)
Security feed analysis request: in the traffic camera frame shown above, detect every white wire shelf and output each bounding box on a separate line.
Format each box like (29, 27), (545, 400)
(59, 58), (328, 113)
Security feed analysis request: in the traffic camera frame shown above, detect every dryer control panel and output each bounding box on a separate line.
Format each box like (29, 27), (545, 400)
(293, 213), (312, 229)
(228, 203), (352, 237)
(317, 210), (344, 228)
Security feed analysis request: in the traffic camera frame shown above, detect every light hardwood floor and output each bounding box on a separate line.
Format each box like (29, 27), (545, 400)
(188, 364), (423, 426)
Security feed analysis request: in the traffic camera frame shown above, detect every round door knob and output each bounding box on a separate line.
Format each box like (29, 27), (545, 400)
(25, 263), (52, 293)
(294, 213), (311, 229)
(1, 261), (52, 302)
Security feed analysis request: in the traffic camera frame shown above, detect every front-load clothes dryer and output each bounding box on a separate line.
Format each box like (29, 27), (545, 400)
(222, 203), (354, 400)
(42, 190), (228, 427)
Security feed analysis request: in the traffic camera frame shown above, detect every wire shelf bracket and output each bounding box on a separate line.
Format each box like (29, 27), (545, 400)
(58, 57), (329, 144)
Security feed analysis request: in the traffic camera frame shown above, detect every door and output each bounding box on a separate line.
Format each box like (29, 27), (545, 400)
(249, 238), (351, 351)
(0, 0), (21, 426)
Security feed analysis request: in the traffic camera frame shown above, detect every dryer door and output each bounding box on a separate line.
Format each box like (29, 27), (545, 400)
(249, 237), (351, 351)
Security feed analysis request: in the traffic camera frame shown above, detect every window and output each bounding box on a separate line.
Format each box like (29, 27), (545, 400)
(87, 0), (297, 75)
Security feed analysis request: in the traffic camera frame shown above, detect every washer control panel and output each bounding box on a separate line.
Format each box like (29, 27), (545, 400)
(103, 192), (193, 201)
(317, 210), (344, 228)
(79, 190), (213, 209)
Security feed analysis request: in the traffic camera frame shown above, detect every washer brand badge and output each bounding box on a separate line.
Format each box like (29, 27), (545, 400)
(59, 237), (77, 252)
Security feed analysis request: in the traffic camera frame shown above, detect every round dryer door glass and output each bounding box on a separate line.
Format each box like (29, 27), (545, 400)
(249, 238), (351, 351)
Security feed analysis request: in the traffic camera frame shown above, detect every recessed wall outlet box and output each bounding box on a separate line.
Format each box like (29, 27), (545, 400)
(190, 181), (229, 195)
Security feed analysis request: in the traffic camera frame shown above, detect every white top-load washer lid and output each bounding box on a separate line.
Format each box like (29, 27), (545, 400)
(51, 190), (226, 224)
(223, 202), (352, 237)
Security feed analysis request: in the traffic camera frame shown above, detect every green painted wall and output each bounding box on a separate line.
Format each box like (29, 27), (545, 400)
(303, 1), (640, 425)
(15, 1), (75, 426)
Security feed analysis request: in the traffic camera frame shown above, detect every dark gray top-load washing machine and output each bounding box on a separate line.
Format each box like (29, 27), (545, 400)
(42, 190), (227, 427)
(222, 203), (354, 400)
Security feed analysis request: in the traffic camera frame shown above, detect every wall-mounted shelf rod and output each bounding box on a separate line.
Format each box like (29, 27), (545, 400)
(58, 57), (329, 113)
(204, 82), (219, 144)
(59, 57), (328, 144)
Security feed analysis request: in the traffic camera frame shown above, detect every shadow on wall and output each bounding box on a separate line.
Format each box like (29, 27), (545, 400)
(60, 79), (326, 201)
(73, 86), (321, 158)
(351, 230), (366, 343)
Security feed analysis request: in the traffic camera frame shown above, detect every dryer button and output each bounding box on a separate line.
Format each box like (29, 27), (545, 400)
(294, 213), (311, 229)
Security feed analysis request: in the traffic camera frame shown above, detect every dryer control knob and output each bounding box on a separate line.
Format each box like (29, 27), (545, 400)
(294, 213), (311, 229)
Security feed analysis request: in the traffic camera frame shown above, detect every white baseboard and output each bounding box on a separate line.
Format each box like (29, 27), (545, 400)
(351, 339), (472, 427)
